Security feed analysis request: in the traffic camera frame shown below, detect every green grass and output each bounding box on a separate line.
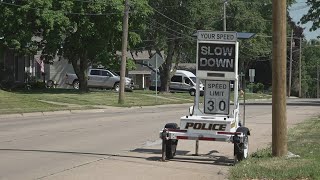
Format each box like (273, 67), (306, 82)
(0, 89), (194, 114)
(240, 92), (272, 100)
(0, 89), (91, 114)
(0, 89), (271, 114)
(229, 116), (320, 180)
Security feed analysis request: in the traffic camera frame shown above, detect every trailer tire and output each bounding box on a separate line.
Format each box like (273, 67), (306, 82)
(164, 123), (178, 129)
(164, 123), (179, 159)
(234, 127), (250, 163)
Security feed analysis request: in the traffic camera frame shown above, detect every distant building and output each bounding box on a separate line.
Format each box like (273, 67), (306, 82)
(0, 48), (39, 84)
(126, 51), (165, 89)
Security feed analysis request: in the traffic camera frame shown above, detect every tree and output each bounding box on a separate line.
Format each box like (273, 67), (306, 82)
(301, 0), (320, 33)
(138, 0), (221, 92)
(0, 0), (66, 55)
(226, 0), (273, 74)
(301, 40), (320, 97)
(0, 0), (150, 92)
(46, 0), (150, 92)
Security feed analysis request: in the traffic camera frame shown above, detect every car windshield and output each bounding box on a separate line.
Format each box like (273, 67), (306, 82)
(190, 77), (203, 85)
(109, 71), (119, 76)
(190, 77), (196, 84)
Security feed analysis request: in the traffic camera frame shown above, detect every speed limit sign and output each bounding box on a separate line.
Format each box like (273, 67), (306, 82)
(204, 80), (230, 115)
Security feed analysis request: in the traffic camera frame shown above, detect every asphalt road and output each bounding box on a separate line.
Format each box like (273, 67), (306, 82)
(0, 99), (319, 180)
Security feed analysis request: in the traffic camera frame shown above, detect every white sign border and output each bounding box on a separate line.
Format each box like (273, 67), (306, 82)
(204, 80), (230, 115)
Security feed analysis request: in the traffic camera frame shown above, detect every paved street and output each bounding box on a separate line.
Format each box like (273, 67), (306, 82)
(0, 99), (319, 180)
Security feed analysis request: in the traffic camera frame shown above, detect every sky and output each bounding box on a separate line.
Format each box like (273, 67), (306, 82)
(289, 0), (320, 40)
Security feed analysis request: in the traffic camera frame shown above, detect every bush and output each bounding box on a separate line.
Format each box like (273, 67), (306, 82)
(246, 82), (265, 93)
(255, 83), (265, 93)
(29, 81), (46, 89)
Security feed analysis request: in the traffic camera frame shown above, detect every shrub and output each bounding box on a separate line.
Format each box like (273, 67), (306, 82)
(246, 82), (265, 93)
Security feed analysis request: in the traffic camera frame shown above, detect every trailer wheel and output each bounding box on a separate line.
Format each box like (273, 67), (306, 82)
(164, 123), (179, 159)
(164, 123), (178, 129)
(234, 127), (250, 163)
(166, 139), (177, 159)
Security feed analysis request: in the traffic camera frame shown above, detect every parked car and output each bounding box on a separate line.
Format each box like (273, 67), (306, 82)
(149, 70), (204, 96)
(65, 68), (134, 91)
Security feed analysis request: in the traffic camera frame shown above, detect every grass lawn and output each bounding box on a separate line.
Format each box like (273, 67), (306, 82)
(0, 88), (271, 114)
(0, 89), (194, 114)
(229, 116), (320, 180)
(240, 92), (272, 100)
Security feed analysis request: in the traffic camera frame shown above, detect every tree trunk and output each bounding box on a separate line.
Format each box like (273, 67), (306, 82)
(71, 51), (89, 93)
(160, 40), (175, 92)
(79, 51), (88, 93)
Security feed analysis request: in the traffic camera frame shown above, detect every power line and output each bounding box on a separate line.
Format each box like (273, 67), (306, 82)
(147, 4), (196, 31)
(146, 17), (195, 40)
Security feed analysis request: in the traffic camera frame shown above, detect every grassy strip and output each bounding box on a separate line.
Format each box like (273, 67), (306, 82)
(0, 89), (271, 114)
(0, 89), (194, 114)
(229, 116), (320, 180)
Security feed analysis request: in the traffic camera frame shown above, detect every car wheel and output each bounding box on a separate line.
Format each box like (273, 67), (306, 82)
(114, 82), (120, 92)
(73, 80), (80, 90)
(46, 80), (54, 88)
(189, 89), (196, 96)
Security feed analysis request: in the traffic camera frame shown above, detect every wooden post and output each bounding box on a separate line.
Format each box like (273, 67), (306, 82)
(223, 1), (227, 31)
(272, 0), (287, 157)
(288, 30), (293, 97)
(317, 61), (319, 98)
(118, 0), (129, 104)
(299, 37), (302, 98)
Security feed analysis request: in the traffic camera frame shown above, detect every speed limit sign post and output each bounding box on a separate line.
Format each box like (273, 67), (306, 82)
(204, 80), (230, 114)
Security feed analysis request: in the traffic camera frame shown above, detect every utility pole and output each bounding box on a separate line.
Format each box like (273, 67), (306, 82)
(288, 29), (293, 97)
(317, 61), (319, 98)
(272, 0), (287, 157)
(118, 0), (129, 104)
(223, 0), (227, 31)
(299, 37), (302, 98)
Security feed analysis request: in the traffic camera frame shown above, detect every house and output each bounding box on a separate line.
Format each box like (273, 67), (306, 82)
(0, 48), (40, 85)
(127, 51), (165, 89)
(44, 56), (74, 88)
(0, 46), (73, 88)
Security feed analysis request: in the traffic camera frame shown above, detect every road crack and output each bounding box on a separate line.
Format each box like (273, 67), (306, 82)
(36, 156), (112, 179)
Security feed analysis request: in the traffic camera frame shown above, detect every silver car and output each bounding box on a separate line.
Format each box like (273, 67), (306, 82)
(65, 69), (134, 91)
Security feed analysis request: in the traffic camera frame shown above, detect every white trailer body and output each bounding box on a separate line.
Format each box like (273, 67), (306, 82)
(160, 31), (250, 162)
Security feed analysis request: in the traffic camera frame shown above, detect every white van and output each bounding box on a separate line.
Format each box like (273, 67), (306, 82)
(150, 70), (204, 96)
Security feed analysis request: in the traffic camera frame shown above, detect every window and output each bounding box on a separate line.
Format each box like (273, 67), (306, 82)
(101, 70), (111, 76)
(171, 75), (182, 83)
(184, 77), (192, 85)
(90, 70), (100, 75)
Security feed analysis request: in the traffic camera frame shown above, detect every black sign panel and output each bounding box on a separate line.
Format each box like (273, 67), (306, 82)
(198, 43), (236, 72)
